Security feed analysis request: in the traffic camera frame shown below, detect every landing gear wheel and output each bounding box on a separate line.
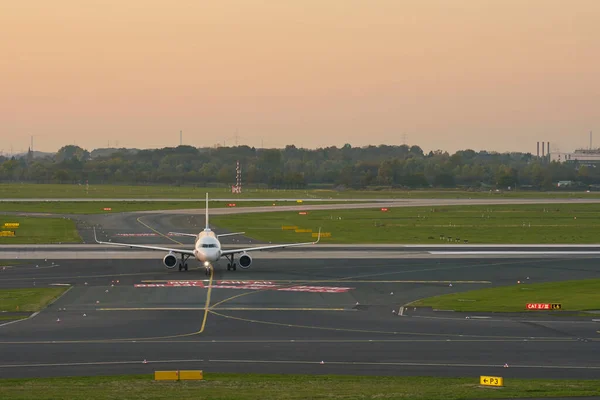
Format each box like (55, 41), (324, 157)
(178, 254), (191, 272)
(225, 255), (236, 272)
(205, 267), (211, 276)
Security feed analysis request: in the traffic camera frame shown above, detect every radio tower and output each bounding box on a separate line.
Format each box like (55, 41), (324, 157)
(232, 160), (242, 194)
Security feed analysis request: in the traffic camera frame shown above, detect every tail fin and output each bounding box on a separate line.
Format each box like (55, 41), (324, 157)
(205, 193), (209, 230)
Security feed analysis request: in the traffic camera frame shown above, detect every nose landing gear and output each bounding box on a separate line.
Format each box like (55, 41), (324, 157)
(204, 263), (212, 276)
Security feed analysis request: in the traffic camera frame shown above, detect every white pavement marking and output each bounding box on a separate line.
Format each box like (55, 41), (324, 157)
(0, 359), (205, 368)
(431, 251), (600, 255)
(3, 250), (600, 259)
(2, 357), (599, 370)
(0, 286), (72, 329)
(208, 358), (600, 370)
(0, 312), (39, 328)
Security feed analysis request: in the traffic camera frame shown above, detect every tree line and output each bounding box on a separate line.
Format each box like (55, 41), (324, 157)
(0, 144), (596, 190)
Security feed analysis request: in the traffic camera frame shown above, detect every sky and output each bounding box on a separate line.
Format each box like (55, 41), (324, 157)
(1, 0), (599, 155)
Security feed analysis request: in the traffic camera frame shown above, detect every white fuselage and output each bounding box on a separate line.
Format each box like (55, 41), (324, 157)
(193, 229), (222, 263)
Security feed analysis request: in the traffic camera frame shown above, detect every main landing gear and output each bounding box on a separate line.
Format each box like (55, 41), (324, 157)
(225, 254), (237, 271)
(178, 254), (190, 272)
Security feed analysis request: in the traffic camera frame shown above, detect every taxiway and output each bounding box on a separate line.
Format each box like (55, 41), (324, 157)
(1, 256), (599, 379)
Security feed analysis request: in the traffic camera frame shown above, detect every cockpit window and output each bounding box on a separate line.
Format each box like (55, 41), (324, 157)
(201, 243), (216, 248)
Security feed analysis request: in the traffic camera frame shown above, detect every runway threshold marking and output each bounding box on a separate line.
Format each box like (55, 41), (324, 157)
(136, 216), (184, 245)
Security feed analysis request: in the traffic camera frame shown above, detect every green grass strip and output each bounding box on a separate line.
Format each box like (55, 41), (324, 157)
(0, 287), (70, 312)
(410, 279), (600, 312)
(0, 315), (28, 321)
(1, 374), (600, 400)
(1, 183), (599, 199)
(0, 217), (81, 244)
(211, 203), (600, 244)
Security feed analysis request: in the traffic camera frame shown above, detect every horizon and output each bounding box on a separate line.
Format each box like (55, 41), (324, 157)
(1, 142), (558, 158)
(2, 1), (598, 154)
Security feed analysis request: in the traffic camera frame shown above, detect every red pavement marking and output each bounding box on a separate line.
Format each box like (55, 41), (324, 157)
(134, 281), (354, 293)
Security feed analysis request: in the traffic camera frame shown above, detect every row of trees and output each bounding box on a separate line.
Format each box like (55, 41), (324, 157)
(0, 144), (596, 189)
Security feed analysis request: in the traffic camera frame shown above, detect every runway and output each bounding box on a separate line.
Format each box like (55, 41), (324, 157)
(2, 199), (600, 380)
(1, 256), (600, 379)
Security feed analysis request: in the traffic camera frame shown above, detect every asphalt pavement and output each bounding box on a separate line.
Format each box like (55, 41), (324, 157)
(1, 256), (600, 380)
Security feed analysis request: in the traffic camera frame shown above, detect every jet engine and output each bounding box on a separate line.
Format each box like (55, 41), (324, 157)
(163, 253), (178, 269)
(238, 253), (252, 269)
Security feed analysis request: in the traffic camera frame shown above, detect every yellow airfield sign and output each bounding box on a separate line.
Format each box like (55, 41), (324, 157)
(480, 375), (503, 387)
(154, 370), (203, 381)
(3, 223), (19, 229)
(0, 231), (15, 237)
(313, 232), (331, 238)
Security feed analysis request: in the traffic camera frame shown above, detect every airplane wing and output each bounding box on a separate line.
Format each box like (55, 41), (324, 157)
(220, 228), (321, 256)
(217, 232), (245, 238)
(94, 228), (195, 255)
(169, 232), (198, 238)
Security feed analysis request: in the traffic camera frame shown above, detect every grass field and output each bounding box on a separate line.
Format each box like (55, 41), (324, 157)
(0, 200), (348, 214)
(1, 373), (599, 400)
(0, 315), (28, 321)
(410, 279), (600, 312)
(0, 183), (599, 199)
(0, 217), (81, 244)
(0, 287), (69, 312)
(211, 203), (600, 244)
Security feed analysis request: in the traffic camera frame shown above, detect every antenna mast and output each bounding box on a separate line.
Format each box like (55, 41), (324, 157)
(231, 160), (242, 194)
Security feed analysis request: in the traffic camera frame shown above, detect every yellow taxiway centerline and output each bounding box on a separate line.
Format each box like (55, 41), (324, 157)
(198, 266), (214, 333)
(136, 216), (184, 245)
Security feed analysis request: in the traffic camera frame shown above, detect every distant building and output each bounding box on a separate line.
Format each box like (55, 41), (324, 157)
(557, 180), (574, 187)
(550, 149), (600, 165)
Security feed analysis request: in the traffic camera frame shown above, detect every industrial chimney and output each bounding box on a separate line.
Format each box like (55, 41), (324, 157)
(541, 141), (545, 157)
(537, 142), (540, 157)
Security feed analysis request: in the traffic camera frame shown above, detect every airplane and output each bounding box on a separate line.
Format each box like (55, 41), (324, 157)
(94, 193), (321, 275)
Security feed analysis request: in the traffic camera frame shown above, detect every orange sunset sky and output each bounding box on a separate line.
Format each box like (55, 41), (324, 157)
(1, 0), (599, 154)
